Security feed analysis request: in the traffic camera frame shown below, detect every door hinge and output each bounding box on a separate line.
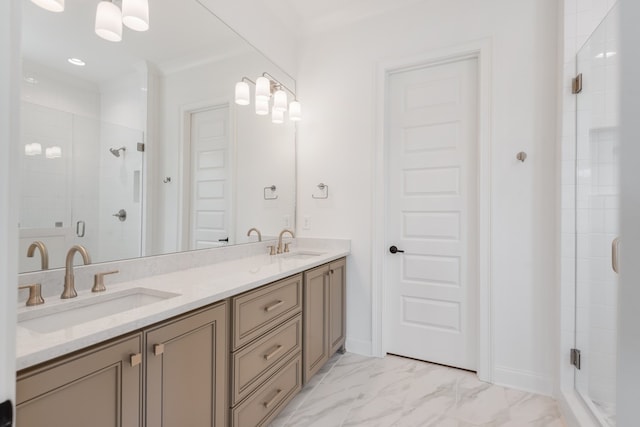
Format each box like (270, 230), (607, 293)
(137, 142), (145, 152)
(572, 74), (583, 94)
(570, 348), (581, 370)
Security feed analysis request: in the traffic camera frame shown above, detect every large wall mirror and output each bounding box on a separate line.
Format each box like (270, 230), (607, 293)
(19, 0), (297, 273)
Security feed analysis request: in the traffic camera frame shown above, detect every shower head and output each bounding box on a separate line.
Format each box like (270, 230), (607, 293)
(109, 146), (126, 157)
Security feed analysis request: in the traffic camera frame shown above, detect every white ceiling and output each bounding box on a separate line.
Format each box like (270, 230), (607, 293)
(21, 0), (252, 84)
(256, 0), (428, 38)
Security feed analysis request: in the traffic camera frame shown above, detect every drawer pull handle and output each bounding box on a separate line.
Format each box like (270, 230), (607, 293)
(263, 389), (282, 409)
(154, 344), (165, 356)
(130, 353), (142, 367)
(264, 300), (284, 312)
(264, 345), (283, 361)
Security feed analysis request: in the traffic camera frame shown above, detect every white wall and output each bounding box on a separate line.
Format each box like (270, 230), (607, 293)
(619, 0), (640, 421)
(0, 0), (19, 415)
(296, 0), (559, 394)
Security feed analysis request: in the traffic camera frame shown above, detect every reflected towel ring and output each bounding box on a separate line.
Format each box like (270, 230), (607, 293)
(312, 183), (329, 199)
(264, 185), (278, 200)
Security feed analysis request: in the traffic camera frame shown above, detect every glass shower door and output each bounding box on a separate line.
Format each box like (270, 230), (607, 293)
(575, 4), (620, 426)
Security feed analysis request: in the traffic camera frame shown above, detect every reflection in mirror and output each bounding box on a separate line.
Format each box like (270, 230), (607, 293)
(19, 0), (296, 273)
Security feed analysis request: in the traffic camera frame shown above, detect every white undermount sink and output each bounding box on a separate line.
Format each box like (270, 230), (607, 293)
(18, 287), (180, 334)
(280, 251), (326, 260)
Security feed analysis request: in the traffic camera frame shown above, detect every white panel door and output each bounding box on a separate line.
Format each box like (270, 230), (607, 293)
(386, 58), (478, 371)
(189, 106), (231, 249)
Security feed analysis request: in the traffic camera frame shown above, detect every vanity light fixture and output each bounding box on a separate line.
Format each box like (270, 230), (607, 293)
(122, 0), (149, 32)
(95, 0), (123, 42)
(235, 72), (302, 124)
(30, 0), (65, 12)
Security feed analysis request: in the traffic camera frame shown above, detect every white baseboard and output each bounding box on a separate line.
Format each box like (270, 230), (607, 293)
(345, 338), (372, 357)
(493, 365), (554, 396)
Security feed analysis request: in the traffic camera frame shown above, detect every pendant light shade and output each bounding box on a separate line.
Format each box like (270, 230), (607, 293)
(30, 0), (64, 12)
(273, 89), (288, 112)
(255, 97), (269, 116)
(95, 1), (123, 42)
(255, 77), (271, 101)
(122, 0), (149, 32)
(272, 109), (284, 124)
(235, 81), (250, 106)
(289, 101), (302, 122)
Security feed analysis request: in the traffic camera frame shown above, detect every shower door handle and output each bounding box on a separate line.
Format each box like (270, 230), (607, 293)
(612, 237), (620, 274)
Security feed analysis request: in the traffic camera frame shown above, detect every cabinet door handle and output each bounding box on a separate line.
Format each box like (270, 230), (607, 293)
(153, 344), (165, 356)
(263, 389), (282, 409)
(130, 353), (142, 367)
(263, 345), (283, 361)
(264, 300), (284, 312)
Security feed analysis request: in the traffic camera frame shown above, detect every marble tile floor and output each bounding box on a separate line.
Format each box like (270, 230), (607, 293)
(270, 353), (566, 427)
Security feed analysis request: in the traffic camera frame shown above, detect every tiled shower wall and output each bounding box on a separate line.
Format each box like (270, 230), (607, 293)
(560, 0), (617, 403)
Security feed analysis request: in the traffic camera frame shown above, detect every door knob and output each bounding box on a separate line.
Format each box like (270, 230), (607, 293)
(389, 246), (405, 254)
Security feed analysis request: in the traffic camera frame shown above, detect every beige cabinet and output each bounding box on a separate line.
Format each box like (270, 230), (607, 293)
(303, 258), (347, 384)
(16, 302), (228, 427)
(230, 274), (303, 427)
(145, 302), (227, 427)
(16, 333), (143, 427)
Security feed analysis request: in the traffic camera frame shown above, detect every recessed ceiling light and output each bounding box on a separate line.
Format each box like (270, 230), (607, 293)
(68, 58), (86, 67)
(24, 76), (39, 84)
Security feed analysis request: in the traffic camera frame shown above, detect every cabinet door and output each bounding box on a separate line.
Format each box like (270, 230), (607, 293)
(145, 302), (227, 427)
(328, 258), (347, 354)
(303, 265), (329, 384)
(16, 333), (143, 427)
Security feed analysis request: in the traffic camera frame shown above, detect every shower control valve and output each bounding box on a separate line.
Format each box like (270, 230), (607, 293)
(113, 209), (127, 222)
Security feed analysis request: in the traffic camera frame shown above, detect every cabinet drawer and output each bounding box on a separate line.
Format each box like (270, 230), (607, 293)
(231, 354), (302, 427)
(232, 274), (302, 350)
(232, 314), (301, 405)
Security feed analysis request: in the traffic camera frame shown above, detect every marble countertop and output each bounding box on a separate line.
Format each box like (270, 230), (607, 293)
(16, 245), (349, 370)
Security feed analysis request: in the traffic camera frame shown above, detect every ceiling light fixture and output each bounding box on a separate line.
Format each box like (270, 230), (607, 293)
(235, 73), (302, 124)
(95, 0), (123, 42)
(30, 0), (65, 13)
(122, 0), (149, 32)
(67, 57), (86, 66)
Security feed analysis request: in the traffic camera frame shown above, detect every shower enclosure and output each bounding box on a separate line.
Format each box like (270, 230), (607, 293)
(19, 102), (145, 272)
(574, 4), (619, 426)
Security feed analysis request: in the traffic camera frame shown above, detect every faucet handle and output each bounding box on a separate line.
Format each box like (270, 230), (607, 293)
(92, 270), (119, 293)
(284, 242), (291, 253)
(267, 245), (276, 256)
(19, 283), (45, 307)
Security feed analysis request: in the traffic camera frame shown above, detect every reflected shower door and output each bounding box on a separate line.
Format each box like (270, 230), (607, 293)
(575, 4), (620, 426)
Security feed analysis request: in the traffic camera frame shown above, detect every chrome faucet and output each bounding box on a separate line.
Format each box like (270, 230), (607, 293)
(62, 245), (91, 299)
(277, 229), (295, 254)
(247, 227), (262, 242)
(27, 241), (49, 270)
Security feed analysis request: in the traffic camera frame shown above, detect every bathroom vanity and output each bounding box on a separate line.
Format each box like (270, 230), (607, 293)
(15, 244), (348, 427)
